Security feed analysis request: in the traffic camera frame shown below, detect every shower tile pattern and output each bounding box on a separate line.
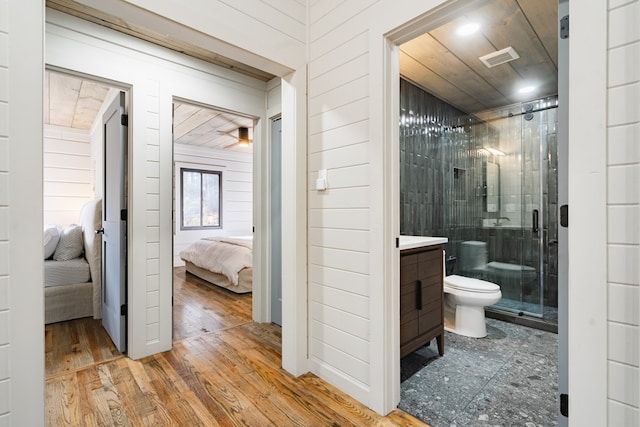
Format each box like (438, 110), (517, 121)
(400, 318), (558, 426)
(400, 79), (559, 314)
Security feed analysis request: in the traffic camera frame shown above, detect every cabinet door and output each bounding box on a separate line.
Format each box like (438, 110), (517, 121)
(417, 249), (443, 336)
(400, 254), (418, 346)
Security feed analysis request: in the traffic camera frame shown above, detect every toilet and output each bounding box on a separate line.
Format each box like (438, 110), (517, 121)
(443, 274), (502, 338)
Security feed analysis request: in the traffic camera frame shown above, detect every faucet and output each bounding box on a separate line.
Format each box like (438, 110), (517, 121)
(495, 217), (510, 226)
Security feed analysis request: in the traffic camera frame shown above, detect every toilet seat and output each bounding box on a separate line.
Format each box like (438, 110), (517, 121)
(445, 275), (500, 293)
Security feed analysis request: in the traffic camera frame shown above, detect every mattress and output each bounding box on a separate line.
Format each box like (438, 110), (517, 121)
(184, 261), (253, 293)
(44, 257), (91, 288)
(179, 236), (252, 288)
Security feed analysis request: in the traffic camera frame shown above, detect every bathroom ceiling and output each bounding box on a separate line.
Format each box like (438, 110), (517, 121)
(400, 0), (558, 114)
(45, 70), (254, 153)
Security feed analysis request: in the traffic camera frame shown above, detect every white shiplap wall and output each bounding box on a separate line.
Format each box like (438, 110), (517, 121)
(607, 0), (640, 424)
(0, 0), (9, 421)
(43, 125), (93, 226)
(173, 145), (253, 266)
(122, 0), (306, 72)
(307, 1), (376, 403)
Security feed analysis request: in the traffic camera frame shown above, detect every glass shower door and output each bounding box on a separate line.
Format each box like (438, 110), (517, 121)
(489, 98), (557, 318)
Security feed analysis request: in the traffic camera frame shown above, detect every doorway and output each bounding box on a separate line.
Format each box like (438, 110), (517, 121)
(392, 0), (566, 425)
(43, 68), (129, 375)
(171, 99), (258, 340)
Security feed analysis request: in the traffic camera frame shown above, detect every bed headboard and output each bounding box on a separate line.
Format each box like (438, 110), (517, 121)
(79, 199), (102, 319)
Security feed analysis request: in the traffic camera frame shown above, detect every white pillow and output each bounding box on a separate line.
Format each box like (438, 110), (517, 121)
(53, 224), (84, 261)
(43, 225), (60, 259)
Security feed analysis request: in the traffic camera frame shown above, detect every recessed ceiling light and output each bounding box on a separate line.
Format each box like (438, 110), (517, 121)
(456, 22), (480, 36)
(518, 85), (536, 94)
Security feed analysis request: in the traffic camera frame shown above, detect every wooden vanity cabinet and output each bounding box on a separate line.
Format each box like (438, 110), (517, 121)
(400, 244), (444, 358)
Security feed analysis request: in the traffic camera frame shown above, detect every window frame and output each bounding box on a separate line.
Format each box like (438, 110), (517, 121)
(179, 167), (223, 230)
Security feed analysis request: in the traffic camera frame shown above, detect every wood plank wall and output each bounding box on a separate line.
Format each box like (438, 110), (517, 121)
(0, 0), (10, 421)
(43, 125), (93, 226)
(607, 0), (640, 424)
(307, 1), (376, 403)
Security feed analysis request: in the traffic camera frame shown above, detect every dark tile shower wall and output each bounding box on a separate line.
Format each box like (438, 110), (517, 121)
(399, 78), (559, 311)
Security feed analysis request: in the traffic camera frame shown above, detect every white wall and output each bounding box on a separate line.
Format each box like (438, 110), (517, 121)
(607, 0), (640, 424)
(4, 1), (45, 425)
(116, 0), (306, 72)
(173, 145), (253, 266)
(43, 125), (93, 226)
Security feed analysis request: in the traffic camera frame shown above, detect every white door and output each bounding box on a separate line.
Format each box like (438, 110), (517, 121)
(270, 118), (282, 326)
(101, 91), (128, 352)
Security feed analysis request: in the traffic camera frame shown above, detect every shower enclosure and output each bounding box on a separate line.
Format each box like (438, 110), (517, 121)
(400, 79), (558, 321)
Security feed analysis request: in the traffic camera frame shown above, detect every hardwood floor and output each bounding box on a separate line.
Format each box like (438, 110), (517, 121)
(45, 267), (428, 426)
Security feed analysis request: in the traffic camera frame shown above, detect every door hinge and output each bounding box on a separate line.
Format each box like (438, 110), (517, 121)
(560, 205), (568, 228)
(121, 114), (128, 126)
(560, 15), (569, 39)
(120, 304), (127, 316)
(396, 237), (399, 248)
(560, 393), (569, 417)
(121, 209), (127, 221)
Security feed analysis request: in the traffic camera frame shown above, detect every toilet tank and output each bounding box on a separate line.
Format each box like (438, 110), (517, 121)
(458, 241), (488, 273)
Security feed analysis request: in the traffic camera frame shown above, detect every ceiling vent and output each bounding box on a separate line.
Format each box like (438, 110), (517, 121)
(479, 47), (520, 68)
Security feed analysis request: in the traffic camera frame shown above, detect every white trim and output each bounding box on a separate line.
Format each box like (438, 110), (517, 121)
(281, 70), (309, 375)
(567, 0), (608, 424)
(7, 1), (45, 424)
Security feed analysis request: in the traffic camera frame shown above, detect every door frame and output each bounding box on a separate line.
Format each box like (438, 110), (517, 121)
(44, 65), (133, 351)
(378, 0), (602, 418)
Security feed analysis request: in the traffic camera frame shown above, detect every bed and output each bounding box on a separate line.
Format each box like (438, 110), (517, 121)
(179, 236), (253, 293)
(44, 199), (102, 324)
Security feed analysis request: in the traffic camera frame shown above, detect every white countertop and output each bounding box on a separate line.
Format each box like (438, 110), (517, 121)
(399, 235), (448, 250)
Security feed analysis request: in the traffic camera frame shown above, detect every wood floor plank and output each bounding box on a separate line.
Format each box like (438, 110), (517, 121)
(45, 318), (123, 379)
(45, 267), (429, 426)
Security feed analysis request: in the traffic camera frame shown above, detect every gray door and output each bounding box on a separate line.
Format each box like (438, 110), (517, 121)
(102, 91), (127, 352)
(270, 118), (282, 326)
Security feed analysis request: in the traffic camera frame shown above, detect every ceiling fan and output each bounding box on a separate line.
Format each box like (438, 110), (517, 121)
(219, 127), (253, 148)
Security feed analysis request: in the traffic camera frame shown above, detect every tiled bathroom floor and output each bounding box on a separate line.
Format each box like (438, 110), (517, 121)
(400, 318), (558, 427)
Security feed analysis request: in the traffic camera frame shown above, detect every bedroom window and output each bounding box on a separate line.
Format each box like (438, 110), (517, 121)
(180, 168), (222, 229)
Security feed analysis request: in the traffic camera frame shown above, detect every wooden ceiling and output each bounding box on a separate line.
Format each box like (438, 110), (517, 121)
(44, 71), (112, 129)
(400, 0), (558, 114)
(173, 101), (254, 153)
(45, 70), (254, 153)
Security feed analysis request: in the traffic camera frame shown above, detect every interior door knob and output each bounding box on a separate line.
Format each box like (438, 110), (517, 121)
(95, 228), (104, 234)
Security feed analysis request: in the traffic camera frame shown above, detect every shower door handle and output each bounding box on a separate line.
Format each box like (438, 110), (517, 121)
(532, 209), (539, 234)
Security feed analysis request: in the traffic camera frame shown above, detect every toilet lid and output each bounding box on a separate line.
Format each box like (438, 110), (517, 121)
(445, 275), (500, 293)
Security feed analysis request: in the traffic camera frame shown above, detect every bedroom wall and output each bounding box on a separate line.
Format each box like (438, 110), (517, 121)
(43, 125), (93, 226)
(173, 145), (253, 267)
